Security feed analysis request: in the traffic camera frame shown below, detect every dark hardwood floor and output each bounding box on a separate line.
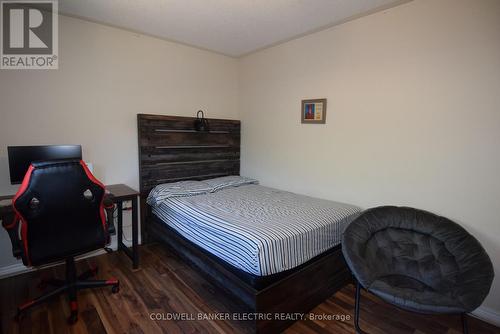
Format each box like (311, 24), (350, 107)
(1, 244), (499, 334)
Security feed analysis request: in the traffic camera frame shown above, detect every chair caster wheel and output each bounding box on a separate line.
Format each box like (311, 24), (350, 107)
(67, 313), (78, 325)
(111, 285), (120, 294)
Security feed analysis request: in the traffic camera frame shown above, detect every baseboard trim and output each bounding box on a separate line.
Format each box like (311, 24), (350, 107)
(470, 306), (500, 328)
(0, 263), (31, 279)
(0, 249), (107, 280)
(0, 237), (134, 280)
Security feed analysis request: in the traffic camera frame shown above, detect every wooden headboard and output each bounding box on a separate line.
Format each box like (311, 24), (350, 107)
(137, 114), (240, 236)
(138, 114), (240, 195)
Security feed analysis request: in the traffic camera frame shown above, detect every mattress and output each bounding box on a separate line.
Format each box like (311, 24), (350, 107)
(151, 184), (361, 276)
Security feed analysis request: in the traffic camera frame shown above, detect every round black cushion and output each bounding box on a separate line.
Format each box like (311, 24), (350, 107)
(342, 206), (494, 314)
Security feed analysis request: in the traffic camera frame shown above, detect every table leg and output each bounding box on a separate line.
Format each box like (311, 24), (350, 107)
(131, 197), (139, 269)
(117, 201), (123, 251)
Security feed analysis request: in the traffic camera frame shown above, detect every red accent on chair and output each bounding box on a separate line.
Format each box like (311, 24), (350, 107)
(12, 164), (34, 204)
(70, 301), (78, 311)
(105, 278), (118, 285)
(79, 160), (107, 233)
(12, 164), (35, 266)
(19, 300), (35, 310)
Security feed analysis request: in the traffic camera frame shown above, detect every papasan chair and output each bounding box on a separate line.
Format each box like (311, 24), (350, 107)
(342, 206), (494, 334)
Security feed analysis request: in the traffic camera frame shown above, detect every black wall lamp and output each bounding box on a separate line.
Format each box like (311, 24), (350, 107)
(194, 110), (210, 132)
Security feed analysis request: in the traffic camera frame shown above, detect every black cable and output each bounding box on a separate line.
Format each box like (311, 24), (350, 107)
(111, 205), (132, 242)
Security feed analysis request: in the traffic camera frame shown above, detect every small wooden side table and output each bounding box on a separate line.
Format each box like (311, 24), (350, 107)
(106, 184), (140, 269)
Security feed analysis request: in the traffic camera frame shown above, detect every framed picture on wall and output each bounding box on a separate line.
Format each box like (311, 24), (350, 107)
(301, 98), (327, 124)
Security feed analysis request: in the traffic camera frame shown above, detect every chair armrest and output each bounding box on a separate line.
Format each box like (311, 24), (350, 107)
(103, 193), (116, 235)
(0, 206), (23, 259)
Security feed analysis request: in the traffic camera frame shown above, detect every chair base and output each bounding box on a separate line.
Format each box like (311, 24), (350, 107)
(354, 280), (469, 334)
(16, 257), (119, 324)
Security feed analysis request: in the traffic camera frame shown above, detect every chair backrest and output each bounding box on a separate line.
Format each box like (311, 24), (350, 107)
(13, 159), (108, 266)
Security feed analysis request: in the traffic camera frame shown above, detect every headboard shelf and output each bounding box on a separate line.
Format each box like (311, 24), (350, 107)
(152, 144), (234, 149)
(139, 114), (239, 132)
(154, 129), (231, 134)
(150, 159), (236, 166)
(140, 126), (239, 144)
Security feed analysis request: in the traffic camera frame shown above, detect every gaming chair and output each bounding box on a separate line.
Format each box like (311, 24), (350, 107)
(0, 159), (119, 324)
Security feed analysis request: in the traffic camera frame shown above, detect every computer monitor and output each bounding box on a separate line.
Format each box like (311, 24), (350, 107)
(7, 145), (82, 184)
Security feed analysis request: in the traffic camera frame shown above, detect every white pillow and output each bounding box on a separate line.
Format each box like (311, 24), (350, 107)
(147, 180), (212, 206)
(205, 175), (258, 192)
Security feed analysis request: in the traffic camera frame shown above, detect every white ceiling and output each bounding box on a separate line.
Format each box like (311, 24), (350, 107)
(59, 0), (409, 57)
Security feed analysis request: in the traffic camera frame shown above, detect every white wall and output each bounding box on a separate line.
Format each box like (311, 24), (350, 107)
(240, 0), (500, 317)
(0, 15), (239, 267)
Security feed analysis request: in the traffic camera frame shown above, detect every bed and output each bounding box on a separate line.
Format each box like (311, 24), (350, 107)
(150, 182), (360, 277)
(137, 114), (359, 333)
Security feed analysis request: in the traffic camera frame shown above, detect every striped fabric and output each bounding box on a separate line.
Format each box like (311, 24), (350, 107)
(151, 184), (361, 276)
(146, 180), (212, 207)
(203, 175), (258, 191)
(147, 176), (258, 207)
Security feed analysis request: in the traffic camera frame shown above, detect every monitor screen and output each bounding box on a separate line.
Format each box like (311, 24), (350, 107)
(7, 145), (82, 184)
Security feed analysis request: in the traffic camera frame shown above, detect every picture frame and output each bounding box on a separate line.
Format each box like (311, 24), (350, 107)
(301, 98), (327, 124)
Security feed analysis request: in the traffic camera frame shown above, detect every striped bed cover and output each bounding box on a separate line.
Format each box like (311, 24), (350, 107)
(152, 184), (361, 276)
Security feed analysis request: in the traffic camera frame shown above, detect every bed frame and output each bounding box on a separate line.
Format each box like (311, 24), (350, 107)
(137, 114), (352, 333)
